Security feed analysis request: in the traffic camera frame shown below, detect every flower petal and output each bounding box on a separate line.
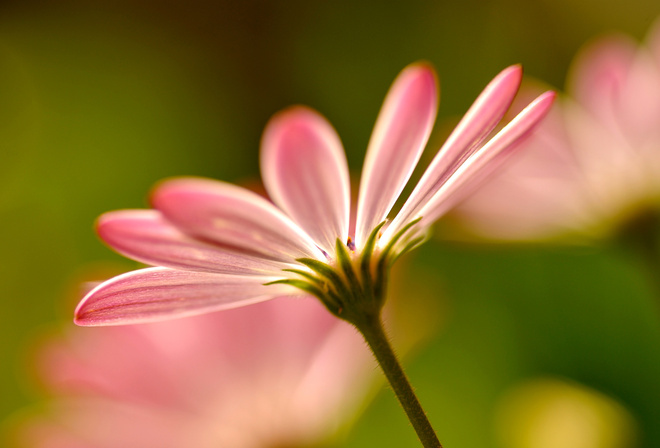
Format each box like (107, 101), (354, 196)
(97, 209), (292, 275)
(409, 91), (557, 233)
(260, 106), (350, 253)
(568, 35), (636, 127)
(19, 399), (191, 448)
(354, 63), (438, 247)
(568, 33), (660, 141)
(567, 34), (660, 147)
(151, 177), (326, 262)
(389, 65), (523, 236)
(291, 316), (375, 430)
(454, 95), (594, 240)
(74, 267), (299, 326)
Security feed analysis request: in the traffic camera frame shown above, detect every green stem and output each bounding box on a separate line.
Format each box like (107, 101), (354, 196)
(355, 314), (442, 448)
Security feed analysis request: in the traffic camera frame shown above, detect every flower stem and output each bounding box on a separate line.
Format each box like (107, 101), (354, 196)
(355, 313), (442, 448)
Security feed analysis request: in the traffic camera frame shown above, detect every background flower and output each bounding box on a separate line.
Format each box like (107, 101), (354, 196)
(11, 296), (375, 448)
(453, 20), (660, 242)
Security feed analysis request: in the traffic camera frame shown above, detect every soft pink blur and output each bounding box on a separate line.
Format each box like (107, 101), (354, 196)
(15, 297), (375, 448)
(454, 20), (660, 241)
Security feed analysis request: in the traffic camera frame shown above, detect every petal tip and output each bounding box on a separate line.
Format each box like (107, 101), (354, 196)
(95, 211), (124, 242)
(150, 177), (183, 209)
(534, 90), (558, 111)
(400, 60), (440, 97)
(261, 106), (333, 157)
(405, 60), (438, 77)
(264, 105), (325, 131)
(73, 299), (95, 327)
(95, 209), (157, 244)
(148, 176), (198, 209)
(499, 64), (524, 87)
(150, 176), (225, 210)
(72, 314), (89, 327)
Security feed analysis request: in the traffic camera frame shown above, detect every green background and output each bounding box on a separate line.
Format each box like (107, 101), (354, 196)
(1, 0), (660, 446)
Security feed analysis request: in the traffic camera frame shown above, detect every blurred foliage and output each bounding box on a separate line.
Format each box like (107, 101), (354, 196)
(1, 0), (660, 446)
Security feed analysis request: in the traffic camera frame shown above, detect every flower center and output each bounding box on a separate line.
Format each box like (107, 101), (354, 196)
(266, 218), (424, 326)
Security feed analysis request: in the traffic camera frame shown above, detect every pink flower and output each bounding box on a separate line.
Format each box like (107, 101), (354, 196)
(15, 297), (375, 448)
(74, 62), (555, 326)
(454, 22), (660, 241)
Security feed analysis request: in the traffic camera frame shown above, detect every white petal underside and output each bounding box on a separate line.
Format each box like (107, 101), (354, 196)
(74, 268), (299, 326)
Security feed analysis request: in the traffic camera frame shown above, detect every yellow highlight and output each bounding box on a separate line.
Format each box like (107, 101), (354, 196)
(495, 378), (637, 448)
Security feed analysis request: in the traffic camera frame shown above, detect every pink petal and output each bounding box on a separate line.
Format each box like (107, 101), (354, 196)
(74, 268), (298, 326)
(568, 35), (636, 125)
(454, 94), (592, 240)
(567, 35), (660, 144)
(412, 91), (557, 232)
(569, 34), (660, 152)
(97, 210), (293, 275)
(37, 325), (196, 409)
(151, 177), (326, 262)
(354, 63), (438, 247)
(291, 317), (375, 429)
(260, 106), (350, 253)
(618, 44), (660, 143)
(20, 399), (190, 448)
(389, 65), (523, 236)
(652, 18), (660, 63)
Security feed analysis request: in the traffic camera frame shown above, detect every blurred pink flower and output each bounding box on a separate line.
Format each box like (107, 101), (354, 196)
(15, 297), (375, 448)
(454, 22), (660, 241)
(74, 62), (554, 326)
